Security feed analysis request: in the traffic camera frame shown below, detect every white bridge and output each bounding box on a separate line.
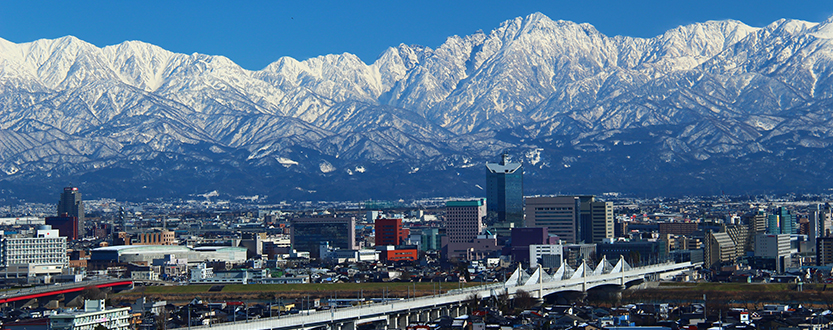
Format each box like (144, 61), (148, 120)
(193, 258), (699, 330)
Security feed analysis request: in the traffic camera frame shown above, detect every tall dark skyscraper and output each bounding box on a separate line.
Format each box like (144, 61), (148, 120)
(57, 187), (84, 239)
(486, 153), (523, 228)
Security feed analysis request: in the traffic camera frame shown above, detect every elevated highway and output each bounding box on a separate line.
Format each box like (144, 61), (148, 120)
(0, 279), (133, 305)
(197, 258), (699, 330)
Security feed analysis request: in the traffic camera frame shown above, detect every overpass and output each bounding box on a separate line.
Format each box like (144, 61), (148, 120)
(0, 279), (133, 305)
(197, 257), (699, 330)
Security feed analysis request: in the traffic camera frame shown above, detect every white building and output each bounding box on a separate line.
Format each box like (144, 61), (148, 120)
(190, 263), (214, 282)
(0, 217), (44, 226)
(756, 234), (791, 273)
(189, 263), (269, 284)
(50, 300), (131, 330)
(131, 269), (159, 281)
(809, 204), (833, 253)
(529, 244), (563, 269)
(0, 225), (67, 275)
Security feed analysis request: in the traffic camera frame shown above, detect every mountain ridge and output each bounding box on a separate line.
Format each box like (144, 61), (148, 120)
(1, 12), (833, 202)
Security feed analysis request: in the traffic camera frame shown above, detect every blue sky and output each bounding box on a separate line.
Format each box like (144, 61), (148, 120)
(1, 1), (831, 70)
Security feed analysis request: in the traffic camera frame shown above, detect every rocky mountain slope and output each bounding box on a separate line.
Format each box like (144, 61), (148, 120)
(1, 13), (833, 202)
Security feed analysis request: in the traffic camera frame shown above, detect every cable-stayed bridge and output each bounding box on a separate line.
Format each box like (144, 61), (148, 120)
(197, 257), (700, 330)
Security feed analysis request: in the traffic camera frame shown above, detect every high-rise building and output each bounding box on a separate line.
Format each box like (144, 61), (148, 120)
(525, 196), (580, 243)
(290, 217), (356, 259)
(418, 228), (441, 251)
(726, 224), (752, 256)
(743, 209), (768, 253)
(704, 231), (738, 269)
(375, 218), (408, 246)
(809, 204), (833, 252)
(822, 203), (833, 236)
(767, 207), (796, 235)
(444, 199), (500, 260)
(486, 153), (523, 228)
(446, 199), (486, 244)
(57, 187), (84, 239)
(756, 234), (791, 273)
(743, 209), (767, 234)
(525, 195), (613, 244)
(578, 196), (614, 243)
(817, 237), (833, 266)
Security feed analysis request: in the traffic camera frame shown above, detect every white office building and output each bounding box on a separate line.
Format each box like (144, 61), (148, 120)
(0, 225), (67, 272)
(529, 244), (564, 269)
(756, 234), (791, 273)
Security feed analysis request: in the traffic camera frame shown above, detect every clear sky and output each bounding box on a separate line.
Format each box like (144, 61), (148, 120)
(1, 0), (832, 70)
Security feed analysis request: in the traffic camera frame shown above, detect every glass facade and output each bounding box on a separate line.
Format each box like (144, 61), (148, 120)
(486, 154), (523, 228)
(768, 207), (796, 235)
(290, 218), (356, 259)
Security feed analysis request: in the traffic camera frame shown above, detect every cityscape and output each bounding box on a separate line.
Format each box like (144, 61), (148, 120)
(3, 2), (833, 330)
(0, 153), (830, 330)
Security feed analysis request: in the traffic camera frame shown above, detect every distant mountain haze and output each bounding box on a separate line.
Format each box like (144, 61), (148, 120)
(0, 13), (832, 202)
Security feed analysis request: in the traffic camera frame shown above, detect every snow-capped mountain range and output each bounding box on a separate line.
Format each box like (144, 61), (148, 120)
(2, 12), (833, 202)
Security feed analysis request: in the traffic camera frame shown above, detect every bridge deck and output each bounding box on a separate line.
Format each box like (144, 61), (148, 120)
(194, 261), (698, 330)
(0, 279), (133, 304)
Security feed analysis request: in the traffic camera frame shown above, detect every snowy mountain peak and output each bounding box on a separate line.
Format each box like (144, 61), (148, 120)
(2, 13), (833, 200)
(810, 16), (833, 39)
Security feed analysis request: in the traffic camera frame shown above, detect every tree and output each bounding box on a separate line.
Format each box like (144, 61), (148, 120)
(155, 308), (169, 330)
(466, 292), (481, 313)
(399, 270), (413, 282)
(628, 251), (642, 267)
(514, 289), (536, 311)
(494, 289), (511, 314)
(80, 285), (106, 300)
(457, 262), (472, 282)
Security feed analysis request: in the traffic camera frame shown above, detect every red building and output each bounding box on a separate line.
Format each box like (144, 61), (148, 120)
(375, 218), (409, 246)
(378, 245), (418, 262)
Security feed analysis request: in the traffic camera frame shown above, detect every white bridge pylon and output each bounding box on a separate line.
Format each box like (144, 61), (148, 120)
(506, 255), (633, 287)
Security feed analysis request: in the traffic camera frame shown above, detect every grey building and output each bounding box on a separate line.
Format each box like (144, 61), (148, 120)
(578, 196), (614, 243)
(704, 231), (738, 269)
(525, 196), (580, 244)
(756, 234), (791, 273)
(525, 195), (613, 244)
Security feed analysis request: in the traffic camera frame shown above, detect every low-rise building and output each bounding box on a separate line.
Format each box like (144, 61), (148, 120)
(377, 245), (418, 262)
(189, 263), (273, 284)
(529, 244), (563, 269)
(49, 300), (130, 330)
(90, 245), (247, 267)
